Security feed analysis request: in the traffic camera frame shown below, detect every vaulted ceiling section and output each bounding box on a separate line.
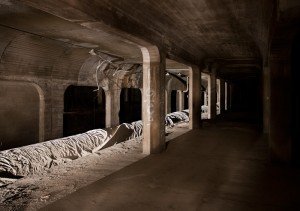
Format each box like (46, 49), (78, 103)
(0, 0), (299, 80)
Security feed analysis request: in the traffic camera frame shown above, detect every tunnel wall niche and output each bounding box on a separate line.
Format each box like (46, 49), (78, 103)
(0, 81), (40, 150)
(119, 88), (142, 124)
(63, 85), (105, 137)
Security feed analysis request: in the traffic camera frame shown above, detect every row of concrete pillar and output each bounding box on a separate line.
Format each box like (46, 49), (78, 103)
(6, 46), (230, 154)
(138, 46), (231, 154)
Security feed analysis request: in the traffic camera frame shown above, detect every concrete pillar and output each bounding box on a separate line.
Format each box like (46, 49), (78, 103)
(189, 65), (202, 129)
(269, 58), (291, 162)
(225, 82), (228, 111)
(105, 88), (121, 128)
(140, 46), (165, 154)
(263, 66), (270, 134)
(50, 82), (68, 139)
(165, 90), (171, 114)
(220, 79), (226, 114)
(177, 90), (184, 111)
(208, 67), (217, 119)
(207, 75), (211, 118)
(216, 79), (221, 115)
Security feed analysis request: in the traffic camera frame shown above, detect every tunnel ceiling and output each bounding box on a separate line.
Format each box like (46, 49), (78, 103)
(16, 0), (275, 64)
(0, 0), (142, 60)
(218, 67), (260, 81)
(1, 0), (299, 74)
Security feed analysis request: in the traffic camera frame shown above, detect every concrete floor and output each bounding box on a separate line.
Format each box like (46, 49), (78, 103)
(42, 119), (300, 211)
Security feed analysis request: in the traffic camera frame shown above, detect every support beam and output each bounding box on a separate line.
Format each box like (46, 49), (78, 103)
(189, 65), (202, 129)
(220, 79), (226, 114)
(165, 90), (171, 114)
(105, 89), (121, 128)
(51, 83), (68, 139)
(225, 82), (228, 111)
(216, 79), (221, 115)
(177, 90), (184, 111)
(141, 46), (165, 154)
(208, 67), (217, 119)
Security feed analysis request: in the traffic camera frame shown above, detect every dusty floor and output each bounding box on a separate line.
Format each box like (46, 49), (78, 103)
(42, 120), (300, 211)
(0, 123), (189, 211)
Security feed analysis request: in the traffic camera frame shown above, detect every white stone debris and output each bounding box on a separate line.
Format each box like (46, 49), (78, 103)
(0, 123), (138, 178)
(165, 110), (189, 127)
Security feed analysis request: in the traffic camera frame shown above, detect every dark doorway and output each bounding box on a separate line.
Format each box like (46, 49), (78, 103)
(63, 86), (105, 137)
(230, 76), (260, 123)
(171, 90), (177, 112)
(119, 88), (142, 123)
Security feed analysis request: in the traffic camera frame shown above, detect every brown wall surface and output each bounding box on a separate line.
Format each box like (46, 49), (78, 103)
(0, 81), (40, 150)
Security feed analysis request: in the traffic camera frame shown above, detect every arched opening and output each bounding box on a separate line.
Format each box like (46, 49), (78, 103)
(171, 90), (177, 112)
(119, 88), (142, 123)
(0, 81), (40, 150)
(63, 86), (105, 137)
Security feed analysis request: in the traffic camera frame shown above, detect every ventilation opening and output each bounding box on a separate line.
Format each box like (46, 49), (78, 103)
(63, 86), (105, 137)
(119, 88), (142, 124)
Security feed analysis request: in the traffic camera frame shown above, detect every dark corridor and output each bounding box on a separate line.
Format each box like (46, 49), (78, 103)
(119, 88), (142, 123)
(171, 90), (177, 112)
(63, 86), (105, 137)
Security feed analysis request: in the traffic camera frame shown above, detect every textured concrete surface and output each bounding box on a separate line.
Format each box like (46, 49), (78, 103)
(0, 81), (40, 150)
(42, 119), (300, 210)
(0, 0), (299, 163)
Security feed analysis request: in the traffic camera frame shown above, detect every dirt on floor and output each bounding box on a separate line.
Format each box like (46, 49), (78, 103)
(0, 122), (189, 211)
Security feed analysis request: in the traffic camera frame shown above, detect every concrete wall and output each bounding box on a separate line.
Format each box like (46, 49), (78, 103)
(0, 81), (40, 150)
(0, 26), (146, 149)
(0, 26), (88, 146)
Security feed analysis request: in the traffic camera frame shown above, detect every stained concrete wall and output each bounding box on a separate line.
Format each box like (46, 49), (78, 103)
(0, 81), (40, 150)
(0, 26), (145, 148)
(0, 26), (89, 145)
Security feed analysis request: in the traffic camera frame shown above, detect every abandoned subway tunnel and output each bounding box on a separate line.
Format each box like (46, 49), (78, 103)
(0, 0), (300, 210)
